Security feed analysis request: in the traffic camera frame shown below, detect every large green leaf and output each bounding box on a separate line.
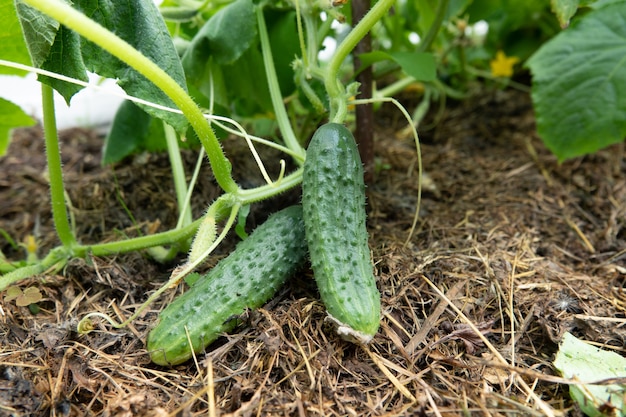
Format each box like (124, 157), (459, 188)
(0, 0), (32, 75)
(221, 46), (272, 116)
(183, 0), (257, 81)
(75, 0), (188, 133)
(390, 52), (437, 82)
(103, 100), (152, 165)
(103, 99), (205, 164)
(267, 10), (298, 96)
(15, 0), (188, 133)
(357, 51), (437, 82)
(0, 97), (36, 156)
(526, 1), (626, 160)
(14, 0), (58, 68)
(15, 0), (87, 99)
(183, 4), (292, 118)
(40, 25), (88, 101)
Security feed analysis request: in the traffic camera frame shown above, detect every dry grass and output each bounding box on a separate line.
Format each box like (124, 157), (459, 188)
(0, 90), (624, 416)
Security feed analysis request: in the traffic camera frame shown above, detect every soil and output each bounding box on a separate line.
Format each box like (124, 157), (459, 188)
(0, 89), (624, 416)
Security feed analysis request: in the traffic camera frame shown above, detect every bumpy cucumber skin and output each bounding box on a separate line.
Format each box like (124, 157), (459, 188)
(148, 206), (307, 366)
(302, 123), (381, 341)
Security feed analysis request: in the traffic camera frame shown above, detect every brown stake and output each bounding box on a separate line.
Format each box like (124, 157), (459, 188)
(352, 0), (375, 183)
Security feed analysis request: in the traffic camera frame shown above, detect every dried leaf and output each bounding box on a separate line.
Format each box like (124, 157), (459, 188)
(4, 286), (22, 302)
(19, 287), (42, 305)
(432, 320), (495, 354)
(4, 286), (42, 306)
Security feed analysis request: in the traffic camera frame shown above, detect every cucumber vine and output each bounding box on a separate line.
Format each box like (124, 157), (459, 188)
(2, 0), (423, 340)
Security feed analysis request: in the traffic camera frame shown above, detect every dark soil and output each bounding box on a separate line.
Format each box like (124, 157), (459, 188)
(0, 89), (624, 416)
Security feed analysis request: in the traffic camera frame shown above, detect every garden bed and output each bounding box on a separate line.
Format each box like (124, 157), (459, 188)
(1, 89), (624, 416)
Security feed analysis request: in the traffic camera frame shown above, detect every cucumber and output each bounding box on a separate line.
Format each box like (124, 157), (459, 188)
(302, 123), (380, 343)
(147, 205), (307, 366)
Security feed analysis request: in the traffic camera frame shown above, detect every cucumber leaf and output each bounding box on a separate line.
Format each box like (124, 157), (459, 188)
(182, 0), (257, 80)
(221, 46), (272, 116)
(554, 332), (626, 417)
(551, 0), (579, 27)
(0, 0), (33, 75)
(390, 51), (437, 82)
(357, 51), (436, 82)
(15, 0), (188, 133)
(0, 97), (36, 156)
(266, 10), (298, 96)
(526, 0), (626, 161)
(13, 0), (58, 68)
(102, 100), (166, 165)
(15, 0), (88, 99)
(75, 0), (188, 133)
(40, 25), (88, 101)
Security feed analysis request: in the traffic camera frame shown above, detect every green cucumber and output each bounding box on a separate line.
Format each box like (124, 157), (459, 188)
(147, 205), (307, 366)
(302, 123), (381, 343)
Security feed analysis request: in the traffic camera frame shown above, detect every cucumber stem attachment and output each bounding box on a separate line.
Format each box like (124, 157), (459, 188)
(324, 0), (395, 123)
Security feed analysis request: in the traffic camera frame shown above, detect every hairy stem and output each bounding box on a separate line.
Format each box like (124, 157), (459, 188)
(163, 123), (193, 227)
(73, 218), (202, 258)
(256, 7), (305, 159)
(0, 247), (69, 291)
(41, 84), (77, 248)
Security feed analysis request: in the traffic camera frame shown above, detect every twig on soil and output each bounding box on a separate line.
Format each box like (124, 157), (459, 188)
(207, 360), (217, 417)
(405, 280), (465, 354)
(363, 345), (417, 402)
(525, 138), (554, 186)
(224, 351), (278, 417)
(289, 326), (316, 392)
(420, 274), (557, 417)
(419, 378), (444, 417)
(51, 347), (72, 411)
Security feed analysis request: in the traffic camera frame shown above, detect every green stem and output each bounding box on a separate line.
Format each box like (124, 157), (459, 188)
(163, 123), (193, 227)
(0, 247), (69, 291)
(375, 76), (418, 99)
(417, 0), (449, 53)
(237, 167), (303, 203)
(0, 264), (44, 291)
(303, 14), (319, 74)
(22, 0), (238, 194)
(41, 84), (77, 248)
(177, 148), (206, 230)
(324, 0), (395, 123)
(74, 218), (202, 257)
(77, 201), (241, 334)
(256, 7), (305, 159)
(294, 0), (308, 68)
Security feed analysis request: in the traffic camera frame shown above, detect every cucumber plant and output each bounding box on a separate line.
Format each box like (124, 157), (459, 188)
(1, 0), (425, 364)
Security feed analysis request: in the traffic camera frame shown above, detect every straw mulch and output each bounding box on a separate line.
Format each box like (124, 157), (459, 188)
(0, 89), (624, 416)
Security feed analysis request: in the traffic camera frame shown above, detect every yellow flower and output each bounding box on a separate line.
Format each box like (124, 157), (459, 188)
(22, 235), (39, 262)
(490, 50), (520, 78)
(23, 235), (38, 255)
